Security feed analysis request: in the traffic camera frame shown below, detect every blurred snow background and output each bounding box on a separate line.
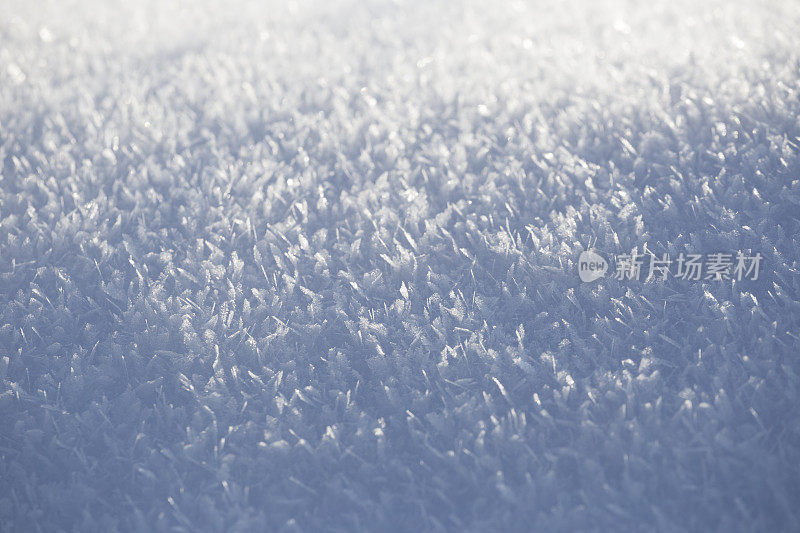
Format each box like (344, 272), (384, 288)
(1, 0), (799, 530)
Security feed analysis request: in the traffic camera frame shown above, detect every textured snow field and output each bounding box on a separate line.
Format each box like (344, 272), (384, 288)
(2, 0), (800, 530)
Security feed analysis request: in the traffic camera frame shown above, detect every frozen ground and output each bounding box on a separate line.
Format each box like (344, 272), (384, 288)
(1, 0), (799, 530)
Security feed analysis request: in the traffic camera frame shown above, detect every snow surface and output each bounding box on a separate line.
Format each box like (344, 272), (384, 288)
(1, 0), (800, 530)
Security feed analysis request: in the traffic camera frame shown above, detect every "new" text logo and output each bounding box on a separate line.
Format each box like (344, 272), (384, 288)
(578, 250), (608, 282)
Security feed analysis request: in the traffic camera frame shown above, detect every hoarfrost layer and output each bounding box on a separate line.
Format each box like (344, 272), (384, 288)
(1, 0), (799, 530)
